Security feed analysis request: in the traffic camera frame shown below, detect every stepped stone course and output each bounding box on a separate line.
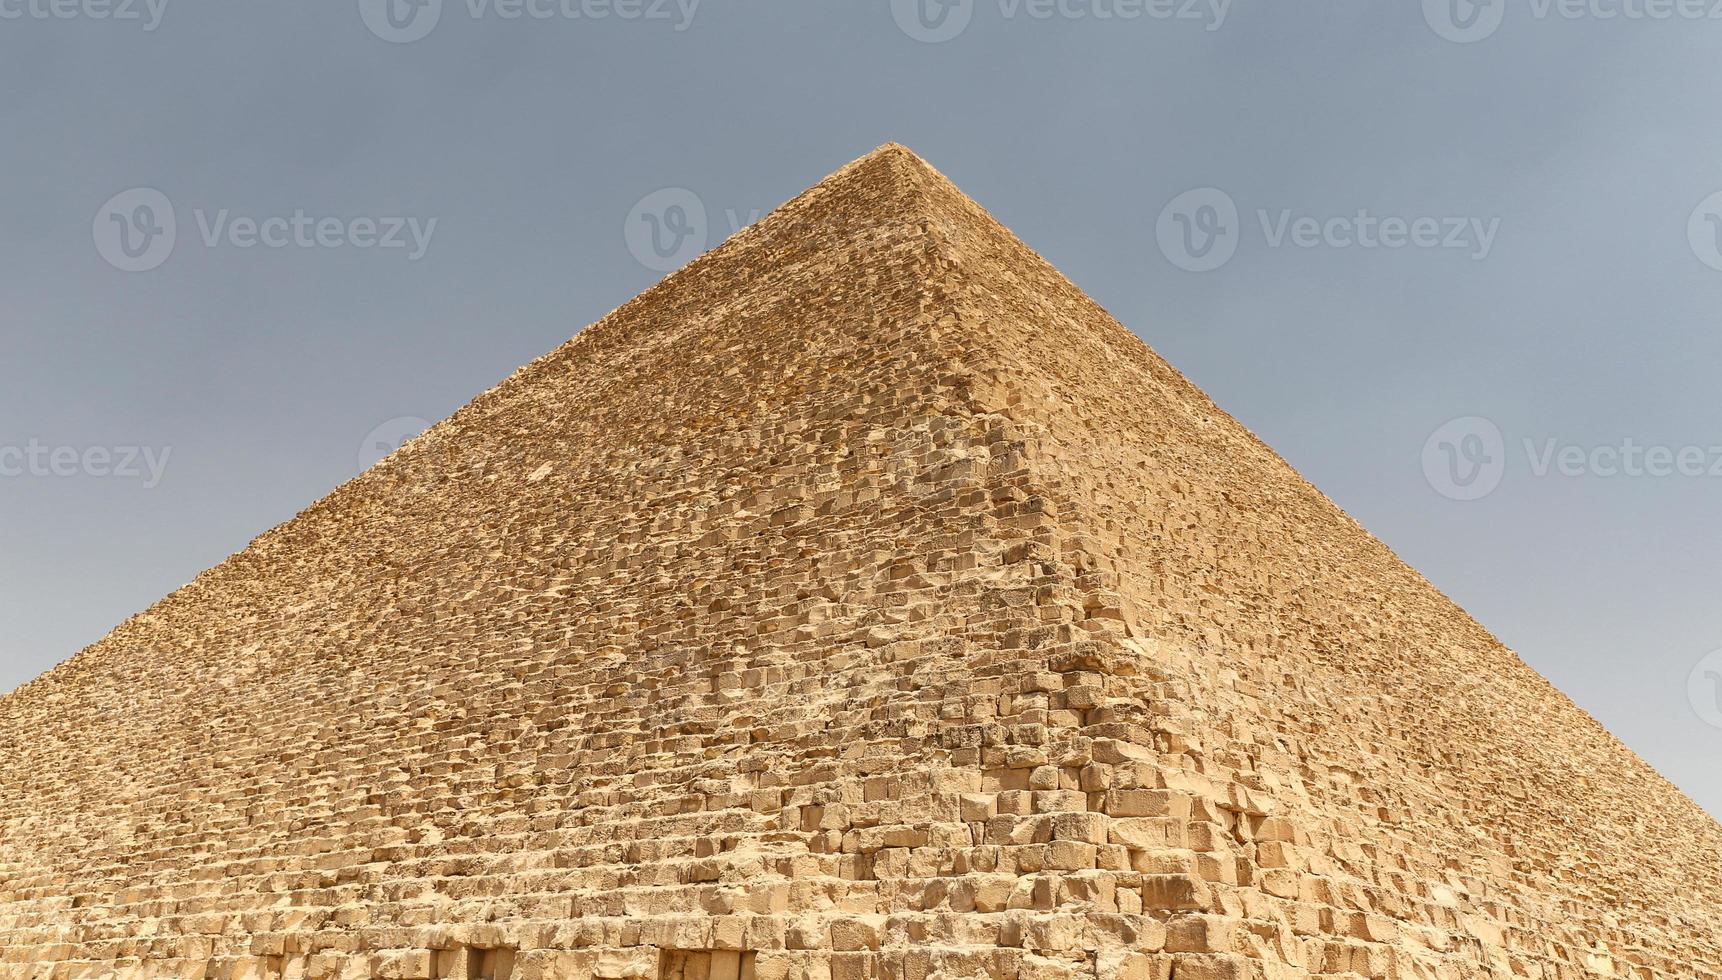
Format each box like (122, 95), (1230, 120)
(2, 145), (1719, 980)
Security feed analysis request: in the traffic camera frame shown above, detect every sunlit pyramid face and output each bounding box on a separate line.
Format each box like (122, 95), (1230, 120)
(3, 145), (1718, 980)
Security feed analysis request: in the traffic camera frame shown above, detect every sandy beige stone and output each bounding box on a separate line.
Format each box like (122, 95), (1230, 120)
(1, 145), (1719, 979)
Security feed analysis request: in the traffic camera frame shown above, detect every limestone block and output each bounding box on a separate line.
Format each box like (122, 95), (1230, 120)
(0, 142), (1715, 980)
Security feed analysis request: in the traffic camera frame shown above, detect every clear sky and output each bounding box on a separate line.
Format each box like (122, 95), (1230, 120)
(3, 0), (1720, 818)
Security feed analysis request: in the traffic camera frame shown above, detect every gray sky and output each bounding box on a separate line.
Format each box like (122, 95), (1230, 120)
(4, 0), (1721, 818)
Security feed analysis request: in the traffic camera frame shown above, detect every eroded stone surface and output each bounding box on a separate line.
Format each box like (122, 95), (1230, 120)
(1, 145), (1717, 980)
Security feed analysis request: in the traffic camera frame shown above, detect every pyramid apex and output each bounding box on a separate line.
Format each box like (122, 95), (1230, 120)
(862, 141), (924, 161)
(761, 142), (977, 241)
(832, 142), (948, 188)
(647, 141), (972, 277)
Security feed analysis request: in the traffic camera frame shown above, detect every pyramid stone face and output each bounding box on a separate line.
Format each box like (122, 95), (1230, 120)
(0, 146), (1717, 980)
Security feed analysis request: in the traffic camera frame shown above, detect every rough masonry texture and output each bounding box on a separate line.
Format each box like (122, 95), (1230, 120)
(2, 146), (1719, 980)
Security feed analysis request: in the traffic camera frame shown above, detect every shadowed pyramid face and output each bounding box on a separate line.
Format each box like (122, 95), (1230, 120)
(1, 144), (1719, 980)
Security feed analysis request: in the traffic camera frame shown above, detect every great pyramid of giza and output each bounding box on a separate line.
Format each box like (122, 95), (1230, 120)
(3, 145), (1719, 980)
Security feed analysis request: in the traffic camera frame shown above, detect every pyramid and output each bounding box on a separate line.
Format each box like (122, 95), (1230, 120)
(2, 145), (1718, 980)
